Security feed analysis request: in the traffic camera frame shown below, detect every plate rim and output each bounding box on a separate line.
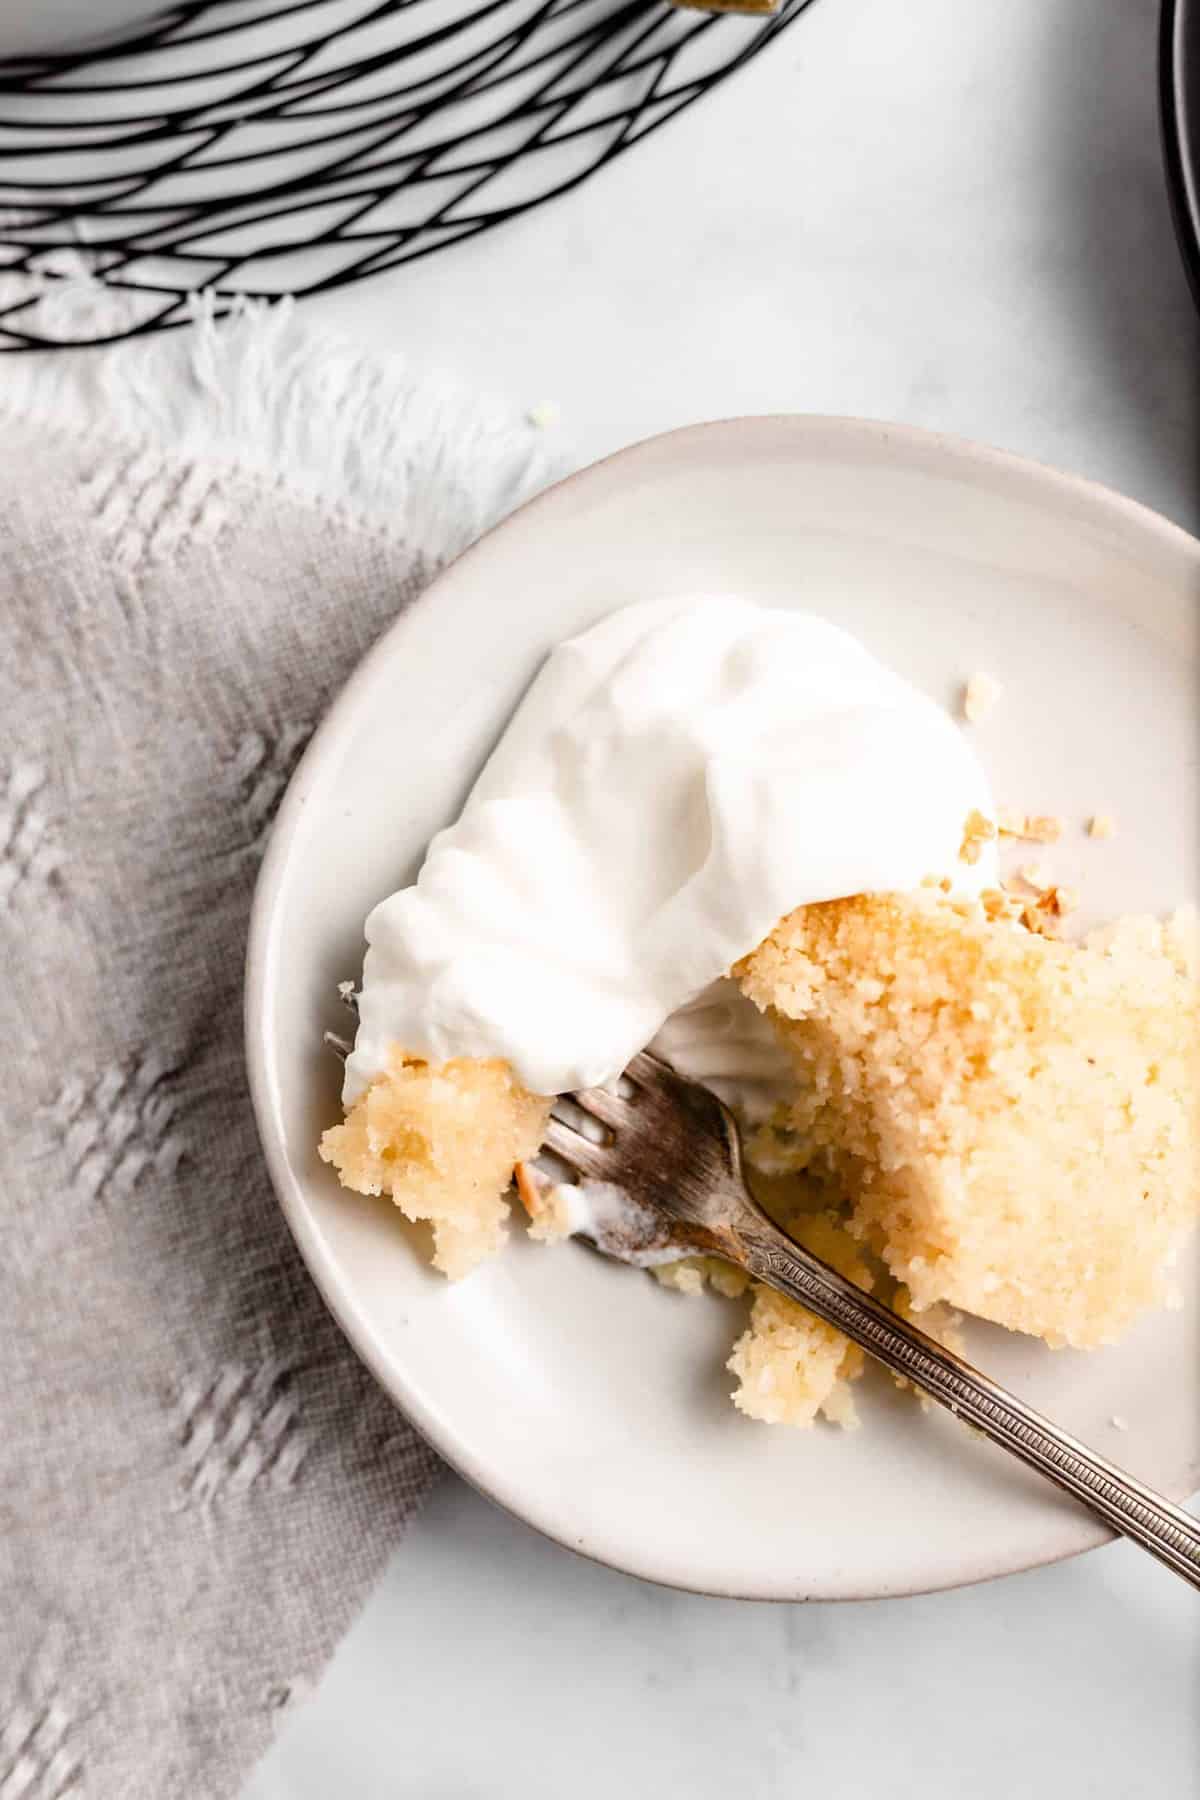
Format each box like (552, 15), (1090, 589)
(246, 413), (1200, 1602)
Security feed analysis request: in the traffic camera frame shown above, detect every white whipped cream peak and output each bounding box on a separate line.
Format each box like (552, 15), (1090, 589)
(346, 595), (996, 1100)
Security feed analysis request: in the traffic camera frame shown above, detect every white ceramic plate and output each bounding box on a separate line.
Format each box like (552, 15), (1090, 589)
(246, 417), (1200, 1601)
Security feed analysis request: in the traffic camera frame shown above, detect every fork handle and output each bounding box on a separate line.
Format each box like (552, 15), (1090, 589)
(733, 1217), (1200, 1589)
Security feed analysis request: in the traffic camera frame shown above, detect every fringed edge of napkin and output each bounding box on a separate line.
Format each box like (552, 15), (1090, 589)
(0, 291), (562, 563)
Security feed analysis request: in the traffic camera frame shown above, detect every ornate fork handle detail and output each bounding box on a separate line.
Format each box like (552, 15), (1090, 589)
(733, 1219), (1200, 1589)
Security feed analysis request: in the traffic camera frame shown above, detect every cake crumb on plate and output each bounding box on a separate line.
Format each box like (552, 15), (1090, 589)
(962, 671), (1003, 722)
(959, 807), (997, 864)
(997, 807), (1063, 843)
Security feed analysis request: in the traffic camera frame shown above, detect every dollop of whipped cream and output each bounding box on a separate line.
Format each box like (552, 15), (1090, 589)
(345, 596), (995, 1101)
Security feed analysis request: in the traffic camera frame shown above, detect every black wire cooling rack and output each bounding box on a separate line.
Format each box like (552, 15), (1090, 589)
(0, 0), (812, 350)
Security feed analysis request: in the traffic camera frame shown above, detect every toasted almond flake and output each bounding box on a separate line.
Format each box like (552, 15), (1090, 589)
(1020, 901), (1063, 938)
(1019, 863), (1052, 892)
(962, 671), (1003, 723)
(997, 807), (1063, 843)
(514, 1160), (544, 1218)
(1051, 885), (1080, 917)
(959, 807), (997, 865)
(1088, 813), (1116, 840)
(981, 887), (1023, 923)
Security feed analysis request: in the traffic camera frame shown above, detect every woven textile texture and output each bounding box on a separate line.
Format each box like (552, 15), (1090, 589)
(0, 300), (556, 1799)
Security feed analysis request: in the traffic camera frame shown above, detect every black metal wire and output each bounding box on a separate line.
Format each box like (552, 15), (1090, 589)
(0, 0), (812, 349)
(1160, 0), (1200, 313)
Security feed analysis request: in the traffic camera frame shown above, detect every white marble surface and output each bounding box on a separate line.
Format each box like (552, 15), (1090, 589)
(246, 0), (1200, 1792)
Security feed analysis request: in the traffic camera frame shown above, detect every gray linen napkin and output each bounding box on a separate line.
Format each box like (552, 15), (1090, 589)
(0, 300), (555, 1799)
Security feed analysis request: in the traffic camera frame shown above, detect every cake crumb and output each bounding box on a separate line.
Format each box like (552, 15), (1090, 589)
(654, 1257), (751, 1300)
(727, 1213), (871, 1427)
(1089, 814), (1117, 840)
(981, 887), (1024, 923)
(526, 400), (560, 429)
(959, 808), (997, 865)
(962, 672), (1003, 723)
(1020, 903), (1064, 939)
(1110, 1414), (1129, 1431)
(652, 1259), (706, 1297)
(997, 808), (1062, 844)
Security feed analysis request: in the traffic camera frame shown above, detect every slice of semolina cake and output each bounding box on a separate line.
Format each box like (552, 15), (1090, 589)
(319, 1051), (548, 1280)
(736, 893), (1199, 1348)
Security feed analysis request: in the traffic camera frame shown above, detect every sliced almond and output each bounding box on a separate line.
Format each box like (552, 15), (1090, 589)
(959, 807), (997, 865)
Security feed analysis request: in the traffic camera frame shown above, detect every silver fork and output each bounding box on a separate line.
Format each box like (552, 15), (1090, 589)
(540, 1050), (1200, 1591)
